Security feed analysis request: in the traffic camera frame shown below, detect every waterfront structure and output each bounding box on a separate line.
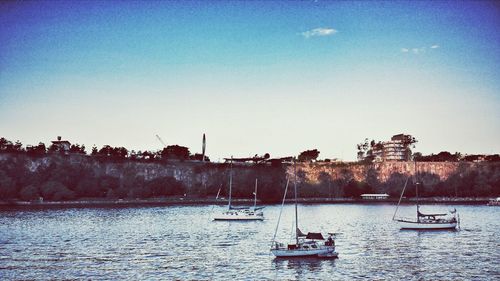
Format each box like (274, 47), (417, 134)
(360, 193), (390, 200)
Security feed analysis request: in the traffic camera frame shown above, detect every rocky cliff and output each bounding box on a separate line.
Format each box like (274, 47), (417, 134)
(0, 153), (498, 201)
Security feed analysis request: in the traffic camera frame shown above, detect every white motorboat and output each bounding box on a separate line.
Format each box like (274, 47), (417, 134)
(213, 159), (264, 221)
(393, 162), (458, 230)
(271, 163), (338, 258)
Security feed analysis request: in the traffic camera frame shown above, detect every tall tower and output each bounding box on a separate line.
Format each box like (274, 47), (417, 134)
(202, 133), (206, 162)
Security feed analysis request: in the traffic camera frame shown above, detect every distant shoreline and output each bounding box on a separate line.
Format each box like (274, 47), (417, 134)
(0, 197), (491, 209)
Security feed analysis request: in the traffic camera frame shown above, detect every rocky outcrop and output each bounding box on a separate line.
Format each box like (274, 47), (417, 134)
(0, 153), (498, 200)
(292, 161), (489, 184)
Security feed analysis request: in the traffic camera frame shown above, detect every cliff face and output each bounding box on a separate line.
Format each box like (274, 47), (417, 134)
(291, 161), (500, 197)
(0, 153), (499, 201)
(0, 153), (286, 200)
(293, 161), (482, 183)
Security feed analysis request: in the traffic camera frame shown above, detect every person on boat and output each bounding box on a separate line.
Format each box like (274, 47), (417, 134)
(326, 234), (334, 246)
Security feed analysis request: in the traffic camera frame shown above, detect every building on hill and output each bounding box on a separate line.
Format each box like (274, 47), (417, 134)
(50, 136), (71, 153)
(375, 134), (412, 161)
(359, 134), (416, 162)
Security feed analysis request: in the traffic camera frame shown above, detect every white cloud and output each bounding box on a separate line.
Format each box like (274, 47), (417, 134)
(402, 44), (439, 55)
(401, 47), (427, 54)
(301, 27), (337, 38)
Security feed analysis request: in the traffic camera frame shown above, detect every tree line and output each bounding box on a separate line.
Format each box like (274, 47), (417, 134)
(0, 137), (209, 162)
(0, 136), (325, 163)
(413, 151), (500, 162)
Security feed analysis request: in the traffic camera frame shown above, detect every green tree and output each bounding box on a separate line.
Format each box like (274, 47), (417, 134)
(75, 178), (102, 198)
(343, 180), (362, 197)
(100, 176), (120, 191)
(19, 184), (40, 201)
(190, 153), (210, 162)
(0, 170), (16, 199)
(161, 145), (190, 160)
(0, 137), (9, 150)
(26, 142), (47, 156)
(40, 181), (76, 201)
(0, 137), (23, 153)
(298, 149), (320, 162)
(69, 144), (86, 154)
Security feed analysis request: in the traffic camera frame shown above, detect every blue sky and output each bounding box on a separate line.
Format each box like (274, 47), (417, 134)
(1, 1), (499, 160)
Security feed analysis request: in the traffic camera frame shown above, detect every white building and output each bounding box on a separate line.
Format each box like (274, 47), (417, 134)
(50, 136), (71, 152)
(372, 134), (414, 162)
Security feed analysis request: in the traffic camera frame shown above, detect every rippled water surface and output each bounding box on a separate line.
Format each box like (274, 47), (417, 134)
(1, 204), (499, 280)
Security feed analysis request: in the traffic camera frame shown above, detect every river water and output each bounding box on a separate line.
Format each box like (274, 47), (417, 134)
(0, 203), (498, 280)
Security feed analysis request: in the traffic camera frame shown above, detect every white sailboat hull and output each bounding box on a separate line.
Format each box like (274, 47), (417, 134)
(213, 211), (264, 221)
(396, 220), (457, 230)
(271, 247), (337, 258)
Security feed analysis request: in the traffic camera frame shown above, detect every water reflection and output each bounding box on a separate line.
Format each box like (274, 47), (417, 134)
(273, 257), (335, 280)
(273, 256), (334, 270)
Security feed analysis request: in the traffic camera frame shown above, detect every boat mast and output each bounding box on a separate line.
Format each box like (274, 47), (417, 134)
(271, 177), (290, 249)
(254, 178), (258, 208)
(415, 160), (419, 221)
(294, 161), (299, 245)
(392, 177), (409, 221)
(228, 157), (233, 209)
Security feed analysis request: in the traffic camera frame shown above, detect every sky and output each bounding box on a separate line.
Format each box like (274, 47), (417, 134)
(1, 1), (499, 161)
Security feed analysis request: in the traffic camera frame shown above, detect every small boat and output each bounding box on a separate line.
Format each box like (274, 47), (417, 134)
(271, 230), (338, 258)
(213, 159), (264, 221)
(487, 197), (500, 206)
(393, 161), (458, 230)
(271, 163), (338, 258)
(212, 207), (264, 221)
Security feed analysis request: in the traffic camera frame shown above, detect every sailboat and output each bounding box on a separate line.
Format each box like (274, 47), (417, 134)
(393, 161), (459, 230)
(213, 159), (264, 221)
(271, 163), (338, 258)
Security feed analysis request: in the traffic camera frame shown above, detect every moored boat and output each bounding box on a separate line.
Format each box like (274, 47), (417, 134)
(213, 159), (264, 221)
(271, 231), (338, 258)
(393, 161), (459, 230)
(396, 216), (457, 230)
(213, 207), (264, 221)
(487, 197), (500, 206)
(271, 162), (338, 258)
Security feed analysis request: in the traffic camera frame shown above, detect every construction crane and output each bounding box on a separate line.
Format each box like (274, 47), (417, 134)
(155, 134), (167, 148)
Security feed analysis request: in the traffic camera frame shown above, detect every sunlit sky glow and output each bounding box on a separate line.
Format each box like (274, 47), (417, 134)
(1, 1), (499, 161)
